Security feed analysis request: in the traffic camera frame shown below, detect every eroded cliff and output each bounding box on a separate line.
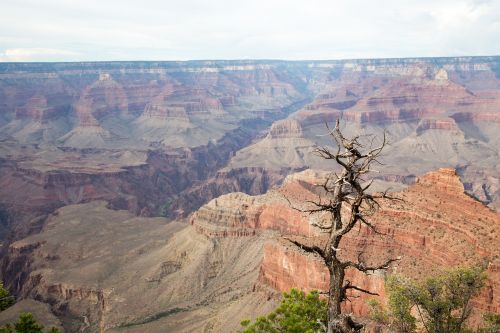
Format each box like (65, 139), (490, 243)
(3, 168), (498, 332)
(1, 58), (499, 245)
(191, 168), (500, 317)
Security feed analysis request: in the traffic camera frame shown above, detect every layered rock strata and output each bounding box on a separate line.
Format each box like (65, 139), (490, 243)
(2, 168), (499, 332)
(191, 168), (500, 317)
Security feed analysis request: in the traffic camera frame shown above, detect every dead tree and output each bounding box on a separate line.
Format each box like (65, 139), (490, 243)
(285, 119), (400, 333)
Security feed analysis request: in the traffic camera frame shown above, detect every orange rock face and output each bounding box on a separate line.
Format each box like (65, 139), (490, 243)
(190, 168), (500, 317)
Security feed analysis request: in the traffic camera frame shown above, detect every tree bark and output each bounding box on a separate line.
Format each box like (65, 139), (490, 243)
(328, 261), (344, 320)
(328, 262), (347, 333)
(327, 261), (362, 333)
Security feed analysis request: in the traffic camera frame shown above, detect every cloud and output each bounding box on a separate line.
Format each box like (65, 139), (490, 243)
(0, 48), (82, 62)
(430, 1), (490, 30)
(0, 0), (499, 61)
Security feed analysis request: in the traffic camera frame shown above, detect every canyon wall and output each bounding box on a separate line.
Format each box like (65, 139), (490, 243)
(1, 58), (499, 239)
(191, 168), (500, 318)
(228, 58), (500, 210)
(0, 61), (315, 241)
(3, 168), (498, 332)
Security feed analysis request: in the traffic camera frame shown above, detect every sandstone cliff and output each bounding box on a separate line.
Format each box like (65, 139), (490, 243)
(3, 168), (498, 332)
(191, 168), (500, 318)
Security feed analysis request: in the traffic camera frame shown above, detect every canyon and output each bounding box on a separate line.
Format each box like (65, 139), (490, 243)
(1, 168), (498, 332)
(0, 61), (311, 240)
(0, 57), (499, 331)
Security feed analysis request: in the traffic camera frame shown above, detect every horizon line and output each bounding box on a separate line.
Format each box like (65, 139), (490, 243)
(1, 54), (500, 65)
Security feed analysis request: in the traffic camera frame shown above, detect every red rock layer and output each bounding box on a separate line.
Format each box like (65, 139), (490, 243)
(14, 96), (58, 123)
(260, 242), (387, 316)
(294, 109), (342, 127)
(191, 168), (500, 317)
(165, 88), (224, 115)
(341, 79), (471, 124)
(73, 100), (101, 127)
(79, 74), (129, 120)
(297, 75), (500, 127)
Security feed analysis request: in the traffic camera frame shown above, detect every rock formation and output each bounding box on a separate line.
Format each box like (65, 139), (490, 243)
(3, 168), (498, 332)
(228, 62), (500, 209)
(0, 58), (497, 270)
(229, 118), (319, 170)
(0, 61), (313, 241)
(1, 201), (277, 332)
(191, 168), (500, 318)
(0, 95), (69, 142)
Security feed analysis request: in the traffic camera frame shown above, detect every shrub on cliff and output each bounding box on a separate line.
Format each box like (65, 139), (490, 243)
(0, 283), (14, 311)
(239, 289), (327, 333)
(13, 313), (44, 333)
(368, 266), (488, 333)
(0, 284), (61, 333)
(0, 313), (61, 333)
(479, 313), (500, 333)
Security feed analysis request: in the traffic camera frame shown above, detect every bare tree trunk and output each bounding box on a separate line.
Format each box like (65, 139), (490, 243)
(327, 262), (348, 333)
(328, 262), (362, 333)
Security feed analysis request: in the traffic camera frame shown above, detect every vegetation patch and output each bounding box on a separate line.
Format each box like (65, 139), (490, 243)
(117, 307), (187, 328)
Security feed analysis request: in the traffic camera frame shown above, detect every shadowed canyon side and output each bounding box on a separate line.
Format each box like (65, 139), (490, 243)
(2, 168), (498, 332)
(0, 61), (313, 241)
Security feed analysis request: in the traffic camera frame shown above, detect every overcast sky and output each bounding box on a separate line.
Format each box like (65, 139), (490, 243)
(1, 0), (499, 62)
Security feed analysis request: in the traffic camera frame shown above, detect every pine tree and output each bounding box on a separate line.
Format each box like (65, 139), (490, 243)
(13, 313), (44, 333)
(240, 289), (327, 333)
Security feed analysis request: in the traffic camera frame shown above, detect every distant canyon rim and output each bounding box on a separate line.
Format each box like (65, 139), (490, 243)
(0, 57), (499, 332)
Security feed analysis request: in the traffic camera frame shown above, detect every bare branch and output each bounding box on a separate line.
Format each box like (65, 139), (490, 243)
(371, 189), (405, 203)
(343, 280), (380, 296)
(343, 256), (401, 272)
(357, 214), (386, 235)
(283, 236), (326, 260)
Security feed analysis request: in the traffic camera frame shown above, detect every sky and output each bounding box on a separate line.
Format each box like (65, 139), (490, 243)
(1, 0), (499, 62)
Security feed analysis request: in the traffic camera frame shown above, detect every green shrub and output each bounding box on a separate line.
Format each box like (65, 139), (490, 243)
(0, 283), (14, 311)
(368, 266), (487, 333)
(240, 289), (327, 333)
